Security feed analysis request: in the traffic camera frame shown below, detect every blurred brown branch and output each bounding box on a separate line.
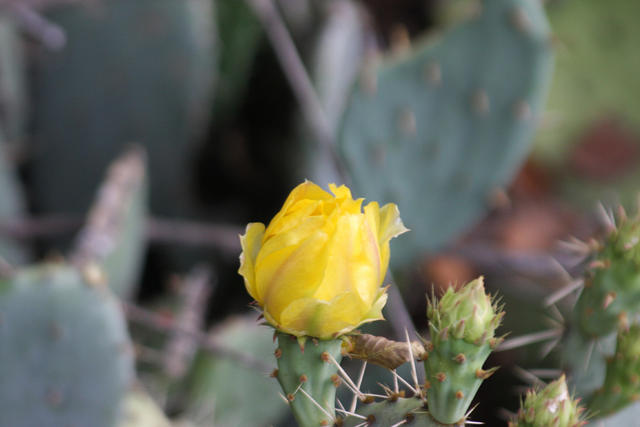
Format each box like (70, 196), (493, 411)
(0, 216), (243, 253)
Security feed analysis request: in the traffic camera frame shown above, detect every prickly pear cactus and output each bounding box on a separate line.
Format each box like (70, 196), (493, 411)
(72, 148), (148, 298)
(29, 0), (216, 219)
(341, 396), (456, 427)
(184, 315), (288, 427)
(338, 0), (554, 264)
(587, 324), (640, 417)
(574, 208), (640, 338)
(424, 277), (503, 424)
(0, 263), (134, 427)
(274, 332), (343, 427)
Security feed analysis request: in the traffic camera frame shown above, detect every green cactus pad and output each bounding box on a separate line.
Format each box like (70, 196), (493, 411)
(29, 0), (215, 219)
(575, 211), (640, 337)
(0, 263), (134, 427)
(509, 375), (586, 427)
(275, 332), (342, 427)
(72, 148), (148, 299)
(338, 0), (554, 264)
(342, 396), (458, 427)
(184, 315), (288, 427)
(588, 324), (640, 417)
(424, 277), (503, 424)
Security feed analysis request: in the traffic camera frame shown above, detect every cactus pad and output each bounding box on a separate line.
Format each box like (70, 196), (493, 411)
(29, 0), (215, 218)
(424, 277), (503, 424)
(338, 0), (554, 263)
(575, 208), (640, 337)
(0, 263), (134, 427)
(588, 324), (640, 417)
(341, 396), (458, 427)
(275, 332), (343, 427)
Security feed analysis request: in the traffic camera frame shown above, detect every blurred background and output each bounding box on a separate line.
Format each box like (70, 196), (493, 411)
(0, 0), (637, 425)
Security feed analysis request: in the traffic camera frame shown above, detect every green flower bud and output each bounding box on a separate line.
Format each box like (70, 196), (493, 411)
(428, 277), (502, 344)
(510, 375), (586, 427)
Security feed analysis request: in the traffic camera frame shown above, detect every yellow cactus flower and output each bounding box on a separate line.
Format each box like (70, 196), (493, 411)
(238, 181), (408, 339)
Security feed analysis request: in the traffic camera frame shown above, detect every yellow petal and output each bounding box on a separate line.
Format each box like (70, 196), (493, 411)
(238, 223), (266, 302)
(313, 214), (380, 306)
(264, 199), (323, 241)
(267, 181), (331, 238)
(257, 230), (330, 321)
(279, 292), (371, 339)
(378, 203), (409, 244)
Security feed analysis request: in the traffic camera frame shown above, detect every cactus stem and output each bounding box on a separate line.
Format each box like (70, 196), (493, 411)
(297, 386), (335, 424)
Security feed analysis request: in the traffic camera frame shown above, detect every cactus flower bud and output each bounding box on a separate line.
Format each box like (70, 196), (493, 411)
(238, 181), (408, 339)
(510, 375), (586, 427)
(429, 277), (502, 344)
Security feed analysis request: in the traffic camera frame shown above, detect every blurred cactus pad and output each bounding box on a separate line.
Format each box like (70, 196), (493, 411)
(0, 263), (134, 427)
(29, 0), (216, 218)
(338, 0), (554, 264)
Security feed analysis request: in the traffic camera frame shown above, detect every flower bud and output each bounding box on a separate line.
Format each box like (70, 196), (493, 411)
(238, 181), (408, 339)
(510, 375), (586, 427)
(428, 277), (501, 344)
